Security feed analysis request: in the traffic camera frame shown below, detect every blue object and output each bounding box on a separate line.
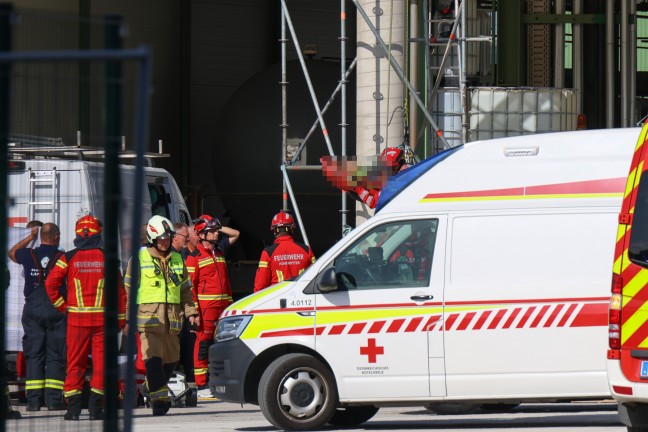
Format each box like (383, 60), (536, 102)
(376, 145), (463, 212)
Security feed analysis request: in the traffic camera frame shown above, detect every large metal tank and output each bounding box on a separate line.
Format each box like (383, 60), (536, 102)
(213, 59), (356, 262)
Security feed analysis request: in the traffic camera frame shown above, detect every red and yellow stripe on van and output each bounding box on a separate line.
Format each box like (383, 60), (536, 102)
(611, 122), (648, 382)
(420, 178), (626, 203)
(232, 299), (607, 340)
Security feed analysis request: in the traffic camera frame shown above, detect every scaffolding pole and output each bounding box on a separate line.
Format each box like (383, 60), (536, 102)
(340, 0), (349, 231)
(280, 4), (288, 210)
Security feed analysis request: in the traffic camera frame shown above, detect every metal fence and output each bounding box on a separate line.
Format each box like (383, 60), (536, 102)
(1, 4), (151, 432)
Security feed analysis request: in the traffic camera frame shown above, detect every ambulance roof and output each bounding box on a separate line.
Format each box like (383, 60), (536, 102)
(377, 128), (641, 214)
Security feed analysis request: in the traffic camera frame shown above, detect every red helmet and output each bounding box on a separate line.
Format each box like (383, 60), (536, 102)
(193, 214), (222, 235)
(75, 215), (102, 237)
(381, 147), (405, 170)
(270, 211), (296, 231)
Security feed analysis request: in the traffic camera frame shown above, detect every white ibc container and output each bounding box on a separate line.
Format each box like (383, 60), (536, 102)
(468, 87), (578, 141)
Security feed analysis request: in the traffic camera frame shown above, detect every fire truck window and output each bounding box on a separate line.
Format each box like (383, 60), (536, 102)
(629, 174), (648, 266)
(334, 219), (437, 290)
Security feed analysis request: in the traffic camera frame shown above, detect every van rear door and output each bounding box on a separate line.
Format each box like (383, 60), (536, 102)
(615, 124), (648, 382)
(313, 216), (447, 400)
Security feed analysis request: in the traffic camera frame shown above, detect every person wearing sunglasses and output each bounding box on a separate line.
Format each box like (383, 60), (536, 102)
(185, 214), (239, 398)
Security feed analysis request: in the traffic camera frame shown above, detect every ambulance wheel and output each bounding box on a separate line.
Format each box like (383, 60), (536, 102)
(426, 402), (480, 415)
(328, 405), (379, 426)
(258, 353), (338, 431)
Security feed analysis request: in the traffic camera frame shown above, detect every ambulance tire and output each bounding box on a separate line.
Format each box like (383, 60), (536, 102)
(328, 406), (379, 426)
(426, 402), (480, 415)
(258, 353), (338, 431)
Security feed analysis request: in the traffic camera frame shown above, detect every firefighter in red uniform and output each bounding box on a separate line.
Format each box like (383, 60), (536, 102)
(348, 147), (410, 209)
(185, 215), (239, 396)
(254, 211), (316, 292)
(45, 215), (126, 421)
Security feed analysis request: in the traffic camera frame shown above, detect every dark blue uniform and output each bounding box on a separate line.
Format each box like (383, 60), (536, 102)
(16, 244), (66, 410)
(177, 247), (198, 406)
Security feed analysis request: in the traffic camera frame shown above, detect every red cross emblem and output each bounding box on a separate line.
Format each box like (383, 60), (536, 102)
(360, 338), (384, 363)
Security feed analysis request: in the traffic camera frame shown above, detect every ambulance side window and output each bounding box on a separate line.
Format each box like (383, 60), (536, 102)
(629, 175), (648, 267)
(334, 219), (437, 290)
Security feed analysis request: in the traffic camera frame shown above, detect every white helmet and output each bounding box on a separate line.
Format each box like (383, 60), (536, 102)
(146, 215), (174, 243)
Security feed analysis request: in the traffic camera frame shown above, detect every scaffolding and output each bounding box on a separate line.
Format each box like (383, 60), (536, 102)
(277, 0), (495, 240)
(277, 0), (639, 239)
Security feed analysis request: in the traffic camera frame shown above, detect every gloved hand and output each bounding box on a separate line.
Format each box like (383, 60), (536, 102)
(198, 340), (213, 361)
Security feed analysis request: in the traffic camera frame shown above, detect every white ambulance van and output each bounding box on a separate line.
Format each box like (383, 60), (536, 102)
(607, 122), (648, 431)
(5, 145), (191, 357)
(209, 128), (639, 430)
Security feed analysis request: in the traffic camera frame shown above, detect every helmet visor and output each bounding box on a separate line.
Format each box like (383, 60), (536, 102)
(157, 231), (173, 240)
(204, 218), (222, 232)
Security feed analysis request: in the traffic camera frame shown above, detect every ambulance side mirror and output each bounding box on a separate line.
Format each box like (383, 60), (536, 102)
(317, 267), (339, 293)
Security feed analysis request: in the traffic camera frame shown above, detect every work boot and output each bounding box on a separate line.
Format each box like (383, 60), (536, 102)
(151, 399), (171, 416)
(5, 386), (22, 419)
(64, 394), (82, 421)
(47, 392), (66, 411)
(6, 409), (21, 419)
(26, 404), (41, 412)
(25, 390), (43, 411)
(88, 392), (104, 421)
(47, 402), (66, 411)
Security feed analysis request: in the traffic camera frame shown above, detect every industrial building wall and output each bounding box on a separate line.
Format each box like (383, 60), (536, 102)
(189, 0), (354, 219)
(8, 0), (355, 266)
(10, 0), (183, 172)
(189, 0), (276, 213)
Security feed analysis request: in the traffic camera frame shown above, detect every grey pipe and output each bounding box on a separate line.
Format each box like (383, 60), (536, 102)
(630, 0), (637, 125)
(458, 0), (468, 143)
(621, 0), (629, 126)
(606, 0), (614, 127)
(340, 0), (348, 231)
(554, 0), (565, 88)
(281, 6), (288, 210)
(573, 0), (583, 115)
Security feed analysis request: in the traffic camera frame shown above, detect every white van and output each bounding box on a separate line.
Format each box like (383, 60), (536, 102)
(5, 151), (191, 355)
(209, 128), (639, 430)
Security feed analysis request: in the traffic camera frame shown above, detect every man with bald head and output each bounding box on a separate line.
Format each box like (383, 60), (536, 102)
(9, 222), (66, 412)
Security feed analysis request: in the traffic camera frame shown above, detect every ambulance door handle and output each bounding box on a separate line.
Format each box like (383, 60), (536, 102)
(410, 295), (434, 301)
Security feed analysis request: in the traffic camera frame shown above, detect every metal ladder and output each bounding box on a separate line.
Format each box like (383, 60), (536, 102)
(28, 167), (57, 223)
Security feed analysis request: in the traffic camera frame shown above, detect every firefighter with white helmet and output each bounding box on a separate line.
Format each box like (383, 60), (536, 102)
(253, 211), (315, 292)
(124, 215), (198, 416)
(185, 214), (239, 397)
